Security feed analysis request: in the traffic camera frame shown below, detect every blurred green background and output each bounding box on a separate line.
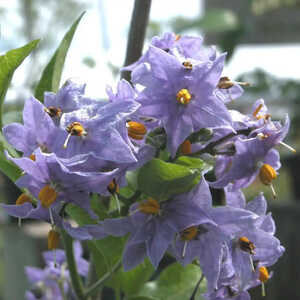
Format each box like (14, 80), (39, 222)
(1, 0), (300, 299)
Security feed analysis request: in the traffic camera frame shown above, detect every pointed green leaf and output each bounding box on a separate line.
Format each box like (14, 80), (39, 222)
(174, 156), (212, 173)
(115, 259), (155, 296)
(0, 39), (39, 128)
(138, 263), (206, 300)
(138, 159), (201, 201)
(34, 12), (85, 102)
(0, 152), (22, 182)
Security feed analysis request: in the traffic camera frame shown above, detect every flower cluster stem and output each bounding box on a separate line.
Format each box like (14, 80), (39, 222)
(121, 0), (152, 81)
(61, 230), (86, 300)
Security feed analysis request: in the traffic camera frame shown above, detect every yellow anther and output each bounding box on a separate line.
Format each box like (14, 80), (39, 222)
(39, 185), (57, 208)
(253, 104), (263, 119)
(176, 89), (192, 105)
(181, 226), (198, 241)
(16, 193), (32, 205)
(29, 154), (36, 161)
(238, 236), (255, 255)
(259, 266), (269, 297)
(218, 77), (234, 89)
(180, 140), (192, 155)
(48, 229), (60, 250)
(127, 121), (147, 140)
(259, 164), (277, 185)
(45, 106), (62, 118)
(107, 178), (119, 194)
(175, 34), (181, 41)
(139, 198), (160, 215)
(182, 61), (193, 70)
(64, 122), (87, 148)
(259, 266), (269, 283)
(218, 76), (250, 89)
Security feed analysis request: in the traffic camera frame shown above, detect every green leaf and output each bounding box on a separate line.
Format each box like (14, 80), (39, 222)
(34, 12), (85, 102)
(0, 39), (39, 128)
(0, 152), (22, 182)
(138, 159), (201, 201)
(115, 259), (155, 296)
(138, 263), (206, 300)
(175, 156), (213, 173)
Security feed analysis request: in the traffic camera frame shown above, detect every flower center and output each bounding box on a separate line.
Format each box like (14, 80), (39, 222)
(45, 106), (62, 118)
(63, 122), (87, 148)
(176, 89), (192, 105)
(238, 236), (255, 254)
(252, 104), (271, 120)
(29, 154), (36, 161)
(259, 164), (277, 185)
(180, 140), (192, 155)
(39, 185), (57, 208)
(182, 61), (193, 70)
(107, 178), (119, 194)
(139, 198), (160, 215)
(16, 193), (32, 205)
(127, 121), (147, 140)
(48, 229), (60, 250)
(181, 226), (198, 241)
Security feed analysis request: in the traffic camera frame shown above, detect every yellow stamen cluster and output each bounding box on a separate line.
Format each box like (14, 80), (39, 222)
(127, 121), (147, 140)
(139, 198), (160, 215)
(107, 178), (119, 194)
(176, 89), (192, 105)
(259, 266), (269, 283)
(66, 122), (87, 137)
(29, 154), (36, 161)
(45, 106), (62, 118)
(259, 164), (277, 185)
(180, 140), (192, 155)
(48, 229), (60, 250)
(39, 185), (57, 208)
(16, 193), (32, 205)
(182, 61), (193, 70)
(238, 236), (256, 254)
(181, 226), (198, 241)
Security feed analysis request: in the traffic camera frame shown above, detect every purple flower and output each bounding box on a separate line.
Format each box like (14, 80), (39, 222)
(132, 46), (232, 156)
(59, 99), (141, 163)
(103, 179), (213, 270)
(3, 96), (64, 156)
(25, 241), (88, 300)
(211, 135), (281, 190)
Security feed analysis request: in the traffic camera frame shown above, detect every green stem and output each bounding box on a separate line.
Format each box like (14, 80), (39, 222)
(84, 260), (122, 298)
(61, 230), (86, 300)
(121, 0), (152, 81)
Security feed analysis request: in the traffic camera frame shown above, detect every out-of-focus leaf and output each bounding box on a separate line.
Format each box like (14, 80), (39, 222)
(0, 152), (22, 182)
(138, 159), (201, 201)
(0, 39), (39, 128)
(138, 263), (206, 300)
(34, 12), (85, 102)
(128, 297), (157, 300)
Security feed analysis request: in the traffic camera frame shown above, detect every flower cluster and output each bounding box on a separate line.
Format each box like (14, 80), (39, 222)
(25, 241), (88, 300)
(2, 32), (292, 299)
